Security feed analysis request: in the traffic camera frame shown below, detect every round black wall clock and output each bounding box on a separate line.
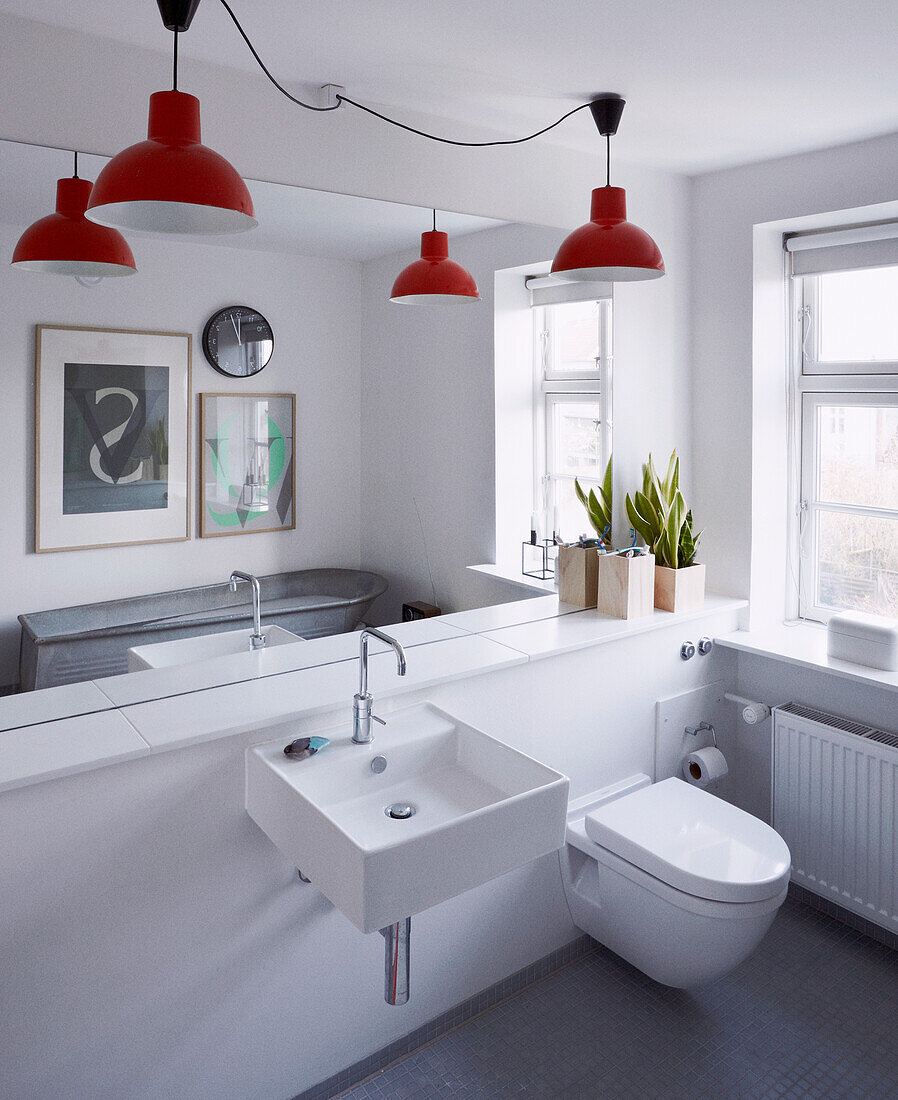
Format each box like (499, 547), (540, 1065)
(202, 305), (274, 377)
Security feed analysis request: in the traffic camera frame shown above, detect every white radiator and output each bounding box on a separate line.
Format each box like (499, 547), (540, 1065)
(773, 702), (898, 932)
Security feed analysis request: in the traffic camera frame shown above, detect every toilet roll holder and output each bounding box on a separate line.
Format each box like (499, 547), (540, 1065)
(685, 721), (717, 748)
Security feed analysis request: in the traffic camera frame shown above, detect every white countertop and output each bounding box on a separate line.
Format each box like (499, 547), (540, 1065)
(0, 593), (747, 793)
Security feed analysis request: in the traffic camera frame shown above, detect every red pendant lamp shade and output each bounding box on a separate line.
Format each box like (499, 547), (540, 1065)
(86, 90), (256, 235)
(12, 175), (136, 277)
(391, 230), (480, 304)
(551, 186), (664, 282)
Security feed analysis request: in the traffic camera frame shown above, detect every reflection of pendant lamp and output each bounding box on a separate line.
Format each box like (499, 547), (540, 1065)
(11, 152), (137, 278)
(390, 211), (480, 304)
(86, 0), (256, 236)
(552, 95), (664, 282)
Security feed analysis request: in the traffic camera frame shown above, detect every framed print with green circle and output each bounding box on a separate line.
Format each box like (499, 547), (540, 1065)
(199, 393), (295, 538)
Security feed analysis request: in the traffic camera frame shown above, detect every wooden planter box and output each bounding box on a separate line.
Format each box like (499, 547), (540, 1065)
(557, 545), (599, 608)
(597, 552), (655, 619)
(654, 562), (706, 612)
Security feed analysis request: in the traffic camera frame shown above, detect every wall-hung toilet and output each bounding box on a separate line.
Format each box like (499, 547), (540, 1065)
(560, 775), (791, 988)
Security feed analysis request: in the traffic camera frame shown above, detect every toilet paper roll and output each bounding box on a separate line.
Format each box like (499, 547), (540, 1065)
(682, 746), (728, 788)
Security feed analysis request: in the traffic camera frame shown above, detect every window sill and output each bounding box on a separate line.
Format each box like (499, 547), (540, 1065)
(716, 620), (898, 695)
(467, 562), (558, 595)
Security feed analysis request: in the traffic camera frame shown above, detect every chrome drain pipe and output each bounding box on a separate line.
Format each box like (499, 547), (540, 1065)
(380, 917), (411, 1005)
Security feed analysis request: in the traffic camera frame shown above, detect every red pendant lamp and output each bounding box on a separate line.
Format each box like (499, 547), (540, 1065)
(391, 211), (480, 304)
(11, 153), (137, 278)
(86, 1), (256, 236)
(552, 95), (664, 283)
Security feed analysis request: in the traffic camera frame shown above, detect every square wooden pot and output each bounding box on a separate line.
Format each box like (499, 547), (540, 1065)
(597, 552), (655, 619)
(654, 562), (706, 612)
(557, 545), (599, 607)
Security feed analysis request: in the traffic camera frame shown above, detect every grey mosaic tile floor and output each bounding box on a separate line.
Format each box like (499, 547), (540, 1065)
(339, 896), (898, 1099)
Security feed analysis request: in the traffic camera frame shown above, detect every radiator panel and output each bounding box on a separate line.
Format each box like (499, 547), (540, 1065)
(773, 704), (898, 932)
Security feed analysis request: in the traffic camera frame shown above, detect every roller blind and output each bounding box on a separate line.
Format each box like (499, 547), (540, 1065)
(525, 274), (612, 307)
(787, 222), (898, 276)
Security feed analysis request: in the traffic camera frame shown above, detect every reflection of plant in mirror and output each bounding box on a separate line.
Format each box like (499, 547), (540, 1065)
(625, 450), (701, 569)
(574, 456), (612, 550)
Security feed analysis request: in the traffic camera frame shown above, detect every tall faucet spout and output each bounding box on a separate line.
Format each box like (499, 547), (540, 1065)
(352, 627), (407, 744)
(228, 570), (266, 649)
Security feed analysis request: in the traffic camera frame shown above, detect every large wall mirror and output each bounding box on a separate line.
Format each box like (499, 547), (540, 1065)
(0, 136), (579, 725)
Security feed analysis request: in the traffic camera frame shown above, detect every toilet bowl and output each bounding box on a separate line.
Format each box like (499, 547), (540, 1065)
(559, 774), (791, 988)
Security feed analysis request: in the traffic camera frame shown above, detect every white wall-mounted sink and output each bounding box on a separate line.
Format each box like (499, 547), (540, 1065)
(245, 703), (570, 933)
(127, 625), (304, 671)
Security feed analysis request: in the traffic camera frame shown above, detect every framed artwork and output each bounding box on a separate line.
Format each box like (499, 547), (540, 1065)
(35, 324), (191, 553)
(199, 392), (295, 537)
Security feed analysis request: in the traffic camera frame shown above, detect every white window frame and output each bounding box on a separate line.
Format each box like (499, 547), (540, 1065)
(791, 272), (898, 623)
(532, 300), (612, 531)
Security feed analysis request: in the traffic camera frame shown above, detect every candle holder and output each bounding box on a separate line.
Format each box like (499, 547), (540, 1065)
(522, 538), (556, 581)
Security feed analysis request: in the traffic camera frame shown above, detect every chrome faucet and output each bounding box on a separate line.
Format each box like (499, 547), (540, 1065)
(228, 571), (267, 650)
(352, 627), (407, 744)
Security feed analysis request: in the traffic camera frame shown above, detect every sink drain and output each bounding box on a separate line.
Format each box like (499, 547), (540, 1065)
(385, 802), (416, 820)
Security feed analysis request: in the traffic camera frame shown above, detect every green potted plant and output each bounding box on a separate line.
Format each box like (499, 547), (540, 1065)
(556, 458), (612, 607)
(624, 450), (705, 612)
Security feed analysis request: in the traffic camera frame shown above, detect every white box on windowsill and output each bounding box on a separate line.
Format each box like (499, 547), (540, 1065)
(826, 611), (898, 671)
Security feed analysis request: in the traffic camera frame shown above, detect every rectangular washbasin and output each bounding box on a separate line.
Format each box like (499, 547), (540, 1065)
(127, 625), (303, 670)
(245, 703), (570, 933)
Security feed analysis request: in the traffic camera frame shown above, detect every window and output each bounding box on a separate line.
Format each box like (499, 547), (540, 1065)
(793, 265), (898, 622)
(533, 298), (612, 540)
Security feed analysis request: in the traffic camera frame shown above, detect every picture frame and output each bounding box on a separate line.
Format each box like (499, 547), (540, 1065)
(35, 324), (191, 553)
(199, 392), (296, 538)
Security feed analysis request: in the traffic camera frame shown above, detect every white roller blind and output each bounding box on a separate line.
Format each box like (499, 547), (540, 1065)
(525, 275), (612, 307)
(787, 222), (898, 276)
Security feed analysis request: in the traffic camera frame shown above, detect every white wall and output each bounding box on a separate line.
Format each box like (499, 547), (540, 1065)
(0, 604), (740, 1099)
(0, 223), (362, 685)
(691, 130), (898, 610)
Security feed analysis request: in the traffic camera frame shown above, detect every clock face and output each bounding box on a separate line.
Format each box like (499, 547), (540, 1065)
(202, 306), (274, 378)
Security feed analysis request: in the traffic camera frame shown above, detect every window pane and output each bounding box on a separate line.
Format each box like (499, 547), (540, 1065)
(818, 267), (898, 362)
(817, 403), (898, 508)
(816, 510), (898, 616)
(550, 400), (602, 479)
(549, 300), (600, 372)
(553, 476), (598, 542)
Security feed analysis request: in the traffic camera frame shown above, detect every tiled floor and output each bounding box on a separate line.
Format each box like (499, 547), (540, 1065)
(339, 896), (898, 1098)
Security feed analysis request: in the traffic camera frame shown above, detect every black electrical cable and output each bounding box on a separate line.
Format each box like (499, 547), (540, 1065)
(216, 0), (593, 141)
(335, 94), (591, 148)
(173, 27), (179, 90)
(217, 0), (340, 112)
(73, 150), (79, 178)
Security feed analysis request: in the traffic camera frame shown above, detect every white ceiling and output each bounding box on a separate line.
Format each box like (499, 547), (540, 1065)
(0, 140), (507, 260)
(2, 0), (897, 173)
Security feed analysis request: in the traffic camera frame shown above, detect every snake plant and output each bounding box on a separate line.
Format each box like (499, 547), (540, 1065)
(574, 457), (613, 550)
(624, 450), (701, 569)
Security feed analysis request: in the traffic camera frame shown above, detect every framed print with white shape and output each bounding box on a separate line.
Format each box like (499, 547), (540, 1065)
(199, 393), (295, 538)
(35, 325), (191, 552)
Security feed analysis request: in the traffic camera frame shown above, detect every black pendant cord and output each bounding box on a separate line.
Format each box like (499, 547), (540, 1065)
(335, 94), (591, 148)
(606, 134), (611, 187)
(73, 150), (79, 178)
(217, 0), (339, 112)
(432, 208), (436, 232)
(173, 27), (179, 90)
(216, 0), (592, 140)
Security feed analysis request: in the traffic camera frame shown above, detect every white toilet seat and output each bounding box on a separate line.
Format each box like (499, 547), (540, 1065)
(583, 776), (791, 904)
(560, 775), (792, 987)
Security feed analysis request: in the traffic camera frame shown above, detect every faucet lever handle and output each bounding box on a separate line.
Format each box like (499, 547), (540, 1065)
(370, 712), (386, 727)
